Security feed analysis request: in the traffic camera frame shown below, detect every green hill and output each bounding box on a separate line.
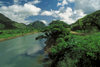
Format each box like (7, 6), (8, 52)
(0, 13), (27, 29)
(28, 21), (46, 29)
(71, 10), (100, 33)
(0, 13), (16, 29)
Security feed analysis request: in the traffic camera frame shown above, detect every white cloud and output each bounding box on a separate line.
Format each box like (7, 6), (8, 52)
(57, 2), (62, 6)
(1, 0), (100, 25)
(41, 7), (86, 24)
(62, 0), (68, 6)
(42, 0), (100, 24)
(41, 11), (53, 16)
(68, 0), (75, 2)
(57, 7), (86, 24)
(40, 20), (48, 25)
(14, 0), (19, 4)
(28, 0), (41, 5)
(58, 7), (74, 24)
(41, 0), (86, 24)
(74, 0), (100, 13)
(57, 0), (68, 7)
(0, 3), (41, 24)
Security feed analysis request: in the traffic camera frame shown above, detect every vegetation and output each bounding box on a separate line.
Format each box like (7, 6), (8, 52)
(0, 29), (38, 39)
(28, 21), (46, 29)
(71, 10), (100, 33)
(0, 9), (100, 67)
(37, 11), (100, 67)
(51, 33), (100, 67)
(0, 23), (5, 29)
(0, 13), (46, 40)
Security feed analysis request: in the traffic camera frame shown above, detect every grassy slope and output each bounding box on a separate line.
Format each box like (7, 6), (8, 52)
(0, 29), (39, 42)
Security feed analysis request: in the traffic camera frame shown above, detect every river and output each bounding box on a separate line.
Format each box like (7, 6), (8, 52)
(0, 33), (46, 67)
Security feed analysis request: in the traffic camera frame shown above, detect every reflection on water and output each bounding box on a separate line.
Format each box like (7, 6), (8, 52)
(0, 33), (46, 67)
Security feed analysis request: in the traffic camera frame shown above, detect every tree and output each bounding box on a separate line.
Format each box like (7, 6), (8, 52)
(0, 23), (5, 29)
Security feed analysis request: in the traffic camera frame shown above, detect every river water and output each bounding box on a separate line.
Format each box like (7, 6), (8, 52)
(0, 33), (46, 67)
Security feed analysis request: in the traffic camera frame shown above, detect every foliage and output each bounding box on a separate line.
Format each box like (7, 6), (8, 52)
(49, 20), (70, 28)
(42, 20), (70, 39)
(50, 33), (100, 67)
(0, 23), (5, 29)
(28, 21), (46, 29)
(71, 10), (100, 33)
(38, 19), (100, 67)
(12, 22), (27, 29)
(0, 13), (16, 29)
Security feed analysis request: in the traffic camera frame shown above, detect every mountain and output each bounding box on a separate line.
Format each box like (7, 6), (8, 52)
(0, 13), (46, 30)
(28, 21), (46, 29)
(0, 13), (27, 29)
(71, 10), (100, 32)
(0, 13), (16, 29)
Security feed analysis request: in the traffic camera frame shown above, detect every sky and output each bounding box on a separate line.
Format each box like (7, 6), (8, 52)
(0, 0), (100, 25)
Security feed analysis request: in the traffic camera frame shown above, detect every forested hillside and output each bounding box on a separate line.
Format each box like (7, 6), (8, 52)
(28, 21), (46, 29)
(37, 10), (100, 67)
(71, 10), (100, 33)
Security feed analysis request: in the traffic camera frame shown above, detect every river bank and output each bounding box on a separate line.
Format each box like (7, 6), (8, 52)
(0, 31), (38, 42)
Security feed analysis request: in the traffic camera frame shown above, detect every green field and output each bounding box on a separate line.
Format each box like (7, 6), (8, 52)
(0, 29), (38, 39)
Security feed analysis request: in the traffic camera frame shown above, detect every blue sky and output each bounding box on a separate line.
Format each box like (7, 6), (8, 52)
(0, 0), (100, 24)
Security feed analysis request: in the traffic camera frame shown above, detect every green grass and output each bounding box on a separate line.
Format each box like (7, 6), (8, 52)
(0, 29), (38, 39)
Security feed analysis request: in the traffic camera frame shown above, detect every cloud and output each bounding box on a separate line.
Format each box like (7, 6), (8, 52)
(57, 0), (68, 7)
(74, 0), (100, 13)
(40, 20), (48, 25)
(68, 0), (75, 2)
(41, 0), (100, 24)
(1, 0), (100, 25)
(62, 0), (68, 6)
(28, 0), (41, 5)
(0, 3), (41, 24)
(41, 11), (53, 16)
(14, 0), (19, 4)
(57, 7), (86, 24)
(57, 2), (62, 6)
(41, 7), (86, 24)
